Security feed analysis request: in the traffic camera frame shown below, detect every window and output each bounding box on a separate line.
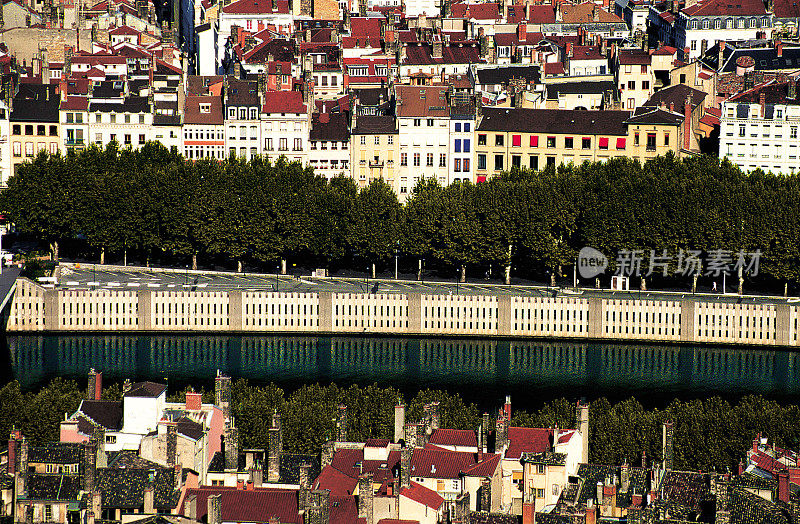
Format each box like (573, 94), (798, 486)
(250, 108), (257, 119)
(37, 125), (45, 136)
(279, 138), (287, 150)
(634, 132), (640, 146)
(110, 134), (116, 142)
(360, 136), (366, 145)
(12, 141), (20, 156)
(66, 113), (73, 123)
(251, 126), (258, 139)
(414, 153), (420, 166)
(616, 137), (626, 150)
(12, 124), (20, 135)
(547, 136), (556, 148)
(463, 158), (470, 172)
(628, 81), (635, 90)
(464, 123), (470, 132)
(76, 113), (83, 124)
(25, 142), (33, 157)
(565, 137), (574, 149)
(739, 124), (746, 137)
(455, 123), (462, 132)
(229, 108), (236, 119)
(124, 134), (131, 145)
(791, 127), (798, 139)
(646, 133), (657, 151)
(512, 134), (521, 147)
(401, 152), (408, 166)
(512, 154), (521, 168)
(582, 137), (591, 149)
(537, 464), (546, 474)
(266, 138), (273, 150)
(599, 137), (609, 150)
(375, 136), (381, 145)
(495, 135), (504, 146)
(529, 155), (538, 170)
(427, 119), (434, 126)
(478, 154), (487, 170)
(494, 154), (503, 171)
(455, 139), (461, 153)
(414, 119), (421, 126)
(311, 141), (317, 150)
(426, 153), (433, 166)
(439, 153), (446, 167)
(530, 135), (539, 147)
(463, 139), (470, 153)
(125, 114), (131, 124)
(294, 138), (302, 150)
(454, 158), (461, 172)
(478, 134), (487, 145)
(664, 133), (670, 146)
(642, 81), (650, 90)
(388, 136), (393, 145)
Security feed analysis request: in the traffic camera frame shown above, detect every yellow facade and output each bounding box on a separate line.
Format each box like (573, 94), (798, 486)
(350, 126), (400, 192)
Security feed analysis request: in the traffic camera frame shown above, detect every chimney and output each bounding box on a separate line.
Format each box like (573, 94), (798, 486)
(429, 402), (440, 431)
(592, 5), (599, 21)
(586, 505), (598, 524)
(358, 473), (374, 524)
(93, 426), (107, 469)
(477, 425), (484, 463)
(522, 491), (535, 524)
(777, 40), (785, 58)
(683, 47), (690, 62)
(299, 463), (312, 512)
(321, 441), (335, 469)
(143, 486), (154, 514)
(632, 492), (643, 506)
(416, 423), (428, 449)
(224, 423), (239, 471)
(567, 42), (573, 58)
(404, 423), (418, 449)
(186, 494), (197, 520)
(621, 462), (630, 492)
(683, 96), (692, 150)
(186, 391), (202, 410)
(779, 471), (790, 503)
(400, 446), (412, 488)
(789, 80), (797, 100)
(215, 372), (231, 420)
(480, 477), (491, 511)
(518, 22), (526, 41)
(251, 466), (264, 487)
(394, 401), (405, 443)
(455, 492), (470, 522)
(15, 437), (29, 498)
(268, 426), (281, 482)
(718, 41), (725, 68)
(504, 396), (511, 421)
(596, 482), (604, 507)
(336, 404), (348, 442)
(167, 423), (178, 468)
(84, 439), (97, 492)
(208, 494), (222, 524)
(90, 491), (102, 524)
(576, 401), (589, 464)
(87, 369), (102, 400)
(272, 410), (283, 455)
(433, 39), (443, 59)
(662, 421), (675, 471)
(495, 410), (509, 454)
(482, 413), (490, 452)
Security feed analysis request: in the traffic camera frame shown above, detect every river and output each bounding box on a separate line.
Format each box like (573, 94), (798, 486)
(3, 334), (800, 409)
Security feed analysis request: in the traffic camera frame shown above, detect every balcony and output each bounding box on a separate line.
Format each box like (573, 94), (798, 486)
(369, 159), (384, 168)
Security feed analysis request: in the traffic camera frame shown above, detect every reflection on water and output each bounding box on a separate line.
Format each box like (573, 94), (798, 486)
(4, 334), (800, 408)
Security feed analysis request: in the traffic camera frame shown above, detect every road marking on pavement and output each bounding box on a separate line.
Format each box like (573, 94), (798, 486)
(66, 281), (79, 286)
(127, 283), (140, 287)
(147, 283), (160, 288)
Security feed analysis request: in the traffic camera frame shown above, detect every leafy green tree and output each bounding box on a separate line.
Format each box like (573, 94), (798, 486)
(349, 179), (401, 277)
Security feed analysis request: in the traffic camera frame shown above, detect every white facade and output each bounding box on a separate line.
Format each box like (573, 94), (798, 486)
(262, 112), (310, 163)
(405, 0), (439, 18)
(184, 123), (227, 160)
(226, 108), (262, 160)
(398, 115), (450, 188)
(308, 138), (350, 176)
(88, 109), (153, 148)
(448, 116), (474, 184)
(676, 13), (772, 59)
(0, 101), (11, 188)
(122, 393), (166, 435)
(719, 99), (800, 174)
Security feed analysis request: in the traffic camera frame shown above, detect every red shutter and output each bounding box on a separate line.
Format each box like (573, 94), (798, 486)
(512, 134), (522, 147)
(477, 175), (487, 183)
(599, 137), (609, 148)
(530, 135), (538, 147)
(616, 138), (626, 149)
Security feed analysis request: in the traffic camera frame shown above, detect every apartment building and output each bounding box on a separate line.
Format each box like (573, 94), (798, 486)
(350, 114), (399, 191)
(616, 48), (654, 109)
(396, 85), (450, 192)
(309, 112), (350, 178)
(261, 90), (309, 163)
(225, 78), (261, 159)
(719, 76), (800, 174)
(60, 95), (89, 153)
(183, 94), (226, 160)
(448, 103), (474, 184)
(475, 107), (683, 177)
(10, 84), (60, 175)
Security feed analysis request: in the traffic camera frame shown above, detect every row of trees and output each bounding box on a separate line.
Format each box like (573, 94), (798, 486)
(3, 144), (800, 284)
(3, 376), (799, 472)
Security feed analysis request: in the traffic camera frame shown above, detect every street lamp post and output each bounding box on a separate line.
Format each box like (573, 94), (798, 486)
(456, 268), (459, 295)
(395, 241), (399, 280)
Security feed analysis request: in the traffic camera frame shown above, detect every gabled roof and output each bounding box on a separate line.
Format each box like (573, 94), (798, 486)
(476, 64), (540, 86)
(222, 0), (290, 14)
(626, 106), (684, 125)
(449, 2), (501, 19)
(410, 448), (480, 479)
(643, 83), (706, 110)
(396, 85), (450, 118)
(682, 0), (766, 16)
(98, 468), (179, 509)
(461, 453), (501, 477)
(618, 48), (651, 65)
(77, 399), (124, 431)
(181, 487), (302, 523)
(560, 3), (624, 23)
(399, 481), (445, 509)
(403, 43), (483, 66)
(429, 428), (478, 448)
(109, 25), (140, 35)
(505, 427), (553, 459)
(314, 465), (359, 496)
(125, 381), (167, 398)
(262, 90), (307, 114)
(350, 17), (382, 39)
(184, 94), (224, 125)
(728, 77), (800, 105)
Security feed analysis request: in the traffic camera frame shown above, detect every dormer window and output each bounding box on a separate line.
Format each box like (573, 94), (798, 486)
(200, 103), (211, 113)
(228, 107), (235, 119)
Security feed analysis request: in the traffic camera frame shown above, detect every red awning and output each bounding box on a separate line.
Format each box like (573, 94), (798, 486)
(616, 138), (626, 149)
(599, 137), (609, 148)
(477, 175), (487, 183)
(530, 135), (538, 147)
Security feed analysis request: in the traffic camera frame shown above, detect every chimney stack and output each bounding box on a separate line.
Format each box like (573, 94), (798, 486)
(718, 41), (725, 68)
(662, 420), (674, 471)
(789, 79), (797, 100)
(429, 402), (440, 431)
(268, 426), (281, 482)
(186, 494), (197, 520)
(394, 400), (405, 443)
(504, 396), (512, 421)
(336, 404), (348, 442)
(358, 473), (374, 524)
(14, 435), (29, 498)
(684, 96), (692, 150)
(404, 423), (417, 449)
(576, 401), (589, 464)
(87, 369), (102, 400)
(272, 410), (283, 455)
(93, 426), (107, 469)
(83, 439), (97, 492)
(495, 410), (509, 454)
(400, 446), (412, 489)
(224, 423), (239, 471)
(215, 372), (231, 420)
(480, 477), (492, 511)
(299, 463), (312, 512)
(779, 471), (790, 503)
(167, 423), (178, 468)
(208, 494), (222, 524)
(143, 486), (154, 514)
(321, 441), (335, 469)
(621, 462), (630, 492)
(185, 391), (202, 410)
(455, 492), (470, 522)
(482, 413), (490, 453)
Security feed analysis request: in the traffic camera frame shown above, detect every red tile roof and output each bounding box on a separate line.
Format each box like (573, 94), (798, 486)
(449, 2), (500, 19)
(652, 45), (678, 56)
(410, 448), (478, 479)
(366, 438), (391, 447)
(314, 465), (359, 496)
(399, 482), (444, 509)
(181, 487), (301, 523)
(505, 427), (553, 459)
(330, 496), (359, 524)
(571, 45), (605, 61)
(60, 95), (89, 111)
(618, 48), (651, 65)
(682, 0), (765, 16)
(525, 4), (557, 22)
(222, 0), (290, 14)
(262, 90), (307, 114)
(544, 62), (565, 75)
(350, 17), (383, 39)
(461, 454), (501, 477)
(378, 520), (420, 524)
(109, 25), (139, 35)
(403, 43), (482, 66)
(429, 429), (478, 448)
